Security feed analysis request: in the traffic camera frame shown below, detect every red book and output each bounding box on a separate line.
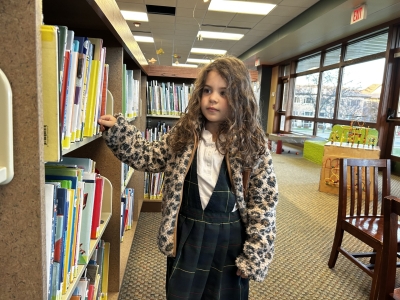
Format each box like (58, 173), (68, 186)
(87, 283), (95, 300)
(90, 176), (104, 239)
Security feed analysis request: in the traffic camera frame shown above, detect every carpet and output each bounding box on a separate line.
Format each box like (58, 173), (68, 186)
(118, 151), (400, 299)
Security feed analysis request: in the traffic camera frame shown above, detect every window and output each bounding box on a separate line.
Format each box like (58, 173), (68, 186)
(293, 73), (319, 118)
(318, 68), (339, 119)
(345, 31), (388, 61)
(324, 47), (341, 66)
(275, 28), (388, 135)
(296, 53), (321, 73)
(338, 58), (385, 122)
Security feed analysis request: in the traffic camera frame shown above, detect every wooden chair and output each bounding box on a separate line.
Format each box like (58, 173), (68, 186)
(328, 158), (391, 300)
(378, 195), (400, 300)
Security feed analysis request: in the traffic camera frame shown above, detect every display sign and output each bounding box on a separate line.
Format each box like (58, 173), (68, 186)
(351, 4), (367, 24)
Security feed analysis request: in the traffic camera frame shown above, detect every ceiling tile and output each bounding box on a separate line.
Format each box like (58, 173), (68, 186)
(174, 29), (198, 36)
(147, 14), (175, 23)
(175, 16), (200, 26)
(204, 11), (235, 21)
(177, 0), (209, 10)
(279, 0), (319, 7)
(116, 2), (147, 12)
(231, 14), (264, 23)
(145, 0), (176, 6)
(227, 21), (257, 29)
(258, 15), (293, 25)
(201, 18), (230, 27)
(149, 22), (175, 30)
(176, 7), (206, 18)
(268, 5), (308, 17)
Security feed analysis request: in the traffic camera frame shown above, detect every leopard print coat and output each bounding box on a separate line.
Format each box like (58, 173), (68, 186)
(102, 114), (278, 282)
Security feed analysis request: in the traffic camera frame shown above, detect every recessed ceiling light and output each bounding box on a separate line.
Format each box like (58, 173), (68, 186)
(172, 63), (198, 68)
(187, 58), (212, 64)
(121, 10), (149, 22)
(208, 0), (276, 15)
(133, 36), (154, 43)
(191, 48), (227, 55)
(198, 31), (244, 40)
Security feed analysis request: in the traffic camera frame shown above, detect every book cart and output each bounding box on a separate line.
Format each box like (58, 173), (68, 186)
(0, 0), (147, 299)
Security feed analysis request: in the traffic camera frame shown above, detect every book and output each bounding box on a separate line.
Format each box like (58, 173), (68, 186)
(79, 174), (96, 264)
(60, 50), (70, 143)
(54, 187), (68, 299)
(45, 182), (58, 300)
(62, 35), (79, 149)
(79, 41), (93, 141)
(71, 36), (88, 142)
(41, 25), (61, 163)
(83, 58), (100, 137)
(91, 176), (104, 239)
(100, 242), (110, 300)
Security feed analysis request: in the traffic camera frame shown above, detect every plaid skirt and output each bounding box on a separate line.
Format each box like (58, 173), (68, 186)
(166, 154), (249, 300)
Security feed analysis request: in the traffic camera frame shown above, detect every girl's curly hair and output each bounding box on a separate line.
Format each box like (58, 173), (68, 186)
(168, 55), (267, 166)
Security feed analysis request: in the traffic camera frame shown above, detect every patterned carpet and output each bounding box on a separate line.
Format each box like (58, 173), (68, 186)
(118, 150), (400, 300)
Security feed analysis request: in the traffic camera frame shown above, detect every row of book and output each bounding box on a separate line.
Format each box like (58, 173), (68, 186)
(144, 172), (164, 200)
(121, 163), (134, 192)
(122, 65), (140, 119)
(121, 188), (135, 242)
(143, 122), (170, 199)
(45, 157), (110, 300)
(41, 24), (111, 163)
(71, 240), (110, 300)
(146, 81), (194, 116)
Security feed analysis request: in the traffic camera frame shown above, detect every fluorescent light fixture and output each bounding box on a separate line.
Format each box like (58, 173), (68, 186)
(191, 48), (227, 55)
(198, 31), (243, 40)
(187, 58), (212, 64)
(133, 36), (154, 43)
(172, 63), (198, 68)
(208, 0), (276, 15)
(121, 10), (149, 22)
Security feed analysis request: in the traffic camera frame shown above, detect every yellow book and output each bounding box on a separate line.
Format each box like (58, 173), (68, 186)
(41, 25), (60, 162)
(100, 242), (110, 300)
(62, 189), (74, 294)
(83, 60), (99, 137)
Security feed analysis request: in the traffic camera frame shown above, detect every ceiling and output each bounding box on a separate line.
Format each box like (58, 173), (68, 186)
(116, 0), (400, 70)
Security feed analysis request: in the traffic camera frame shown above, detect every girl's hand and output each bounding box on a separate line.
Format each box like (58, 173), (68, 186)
(236, 269), (248, 279)
(98, 115), (117, 132)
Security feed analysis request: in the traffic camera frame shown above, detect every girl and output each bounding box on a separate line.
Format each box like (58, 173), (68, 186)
(98, 56), (278, 300)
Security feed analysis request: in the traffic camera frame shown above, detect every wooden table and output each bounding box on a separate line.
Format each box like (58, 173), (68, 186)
(319, 142), (381, 194)
(268, 133), (324, 154)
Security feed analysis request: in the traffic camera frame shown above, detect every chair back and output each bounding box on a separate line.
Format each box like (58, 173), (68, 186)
(379, 196), (400, 300)
(339, 158), (391, 218)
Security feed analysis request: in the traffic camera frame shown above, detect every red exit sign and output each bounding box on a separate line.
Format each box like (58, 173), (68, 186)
(351, 4), (367, 24)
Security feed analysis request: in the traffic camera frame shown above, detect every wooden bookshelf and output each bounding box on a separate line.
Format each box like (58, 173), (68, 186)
(0, 0), (146, 299)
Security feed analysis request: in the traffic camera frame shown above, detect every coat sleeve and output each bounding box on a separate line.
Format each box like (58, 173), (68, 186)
(235, 149), (278, 282)
(102, 113), (170, 173)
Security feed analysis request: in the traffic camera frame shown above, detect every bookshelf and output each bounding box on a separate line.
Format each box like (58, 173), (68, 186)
(141, 66), (198, 212)
(0, 1), (146, 299)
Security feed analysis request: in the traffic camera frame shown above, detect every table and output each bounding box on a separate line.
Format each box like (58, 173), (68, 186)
(268, 133), (325, 154)
(319, 142), (381, 194)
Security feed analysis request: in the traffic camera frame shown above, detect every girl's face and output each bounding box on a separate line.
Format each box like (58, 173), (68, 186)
(200, 70), (230, 134)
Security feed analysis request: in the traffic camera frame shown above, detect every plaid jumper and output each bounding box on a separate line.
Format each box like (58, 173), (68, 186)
(166, 152), (249, 300)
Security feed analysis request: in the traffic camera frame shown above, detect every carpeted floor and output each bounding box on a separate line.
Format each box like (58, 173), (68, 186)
(118, 150), (400, 300)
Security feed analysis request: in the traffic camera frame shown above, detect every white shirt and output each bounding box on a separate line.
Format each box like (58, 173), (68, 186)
(197, 129), (237, 212)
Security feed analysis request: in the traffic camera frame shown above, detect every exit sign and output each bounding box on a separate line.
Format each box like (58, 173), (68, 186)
(351, 4), (367, 24)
